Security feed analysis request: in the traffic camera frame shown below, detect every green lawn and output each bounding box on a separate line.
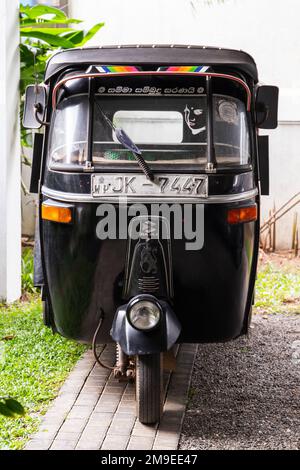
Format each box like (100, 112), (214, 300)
(0, 297), (87, 449)
(254, 259), (300, 314)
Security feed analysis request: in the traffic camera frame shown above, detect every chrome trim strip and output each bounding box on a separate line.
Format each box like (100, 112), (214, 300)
(42, 186), (258, 204)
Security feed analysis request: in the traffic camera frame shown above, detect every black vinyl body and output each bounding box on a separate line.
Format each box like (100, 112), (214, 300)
(35, 45), (264, 347)
(40, 170), (258, 344)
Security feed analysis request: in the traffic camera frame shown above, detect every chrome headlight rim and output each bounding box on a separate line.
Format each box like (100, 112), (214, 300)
(126, 295), (162, 332)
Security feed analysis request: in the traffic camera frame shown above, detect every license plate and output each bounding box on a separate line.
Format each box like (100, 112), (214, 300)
(91, 174), (208, 198)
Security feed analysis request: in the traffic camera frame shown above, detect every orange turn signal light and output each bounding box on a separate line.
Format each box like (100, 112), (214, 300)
(227, 205), (257, 224)
(42, 203), (72, 224)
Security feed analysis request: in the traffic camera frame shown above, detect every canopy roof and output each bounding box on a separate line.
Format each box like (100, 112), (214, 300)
(45, 45), (258, 83)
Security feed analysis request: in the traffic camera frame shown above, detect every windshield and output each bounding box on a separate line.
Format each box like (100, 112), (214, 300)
(49, 79), (251, 169)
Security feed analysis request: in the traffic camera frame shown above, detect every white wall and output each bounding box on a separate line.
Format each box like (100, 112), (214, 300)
(22, 158), (37, 237)
(0, 0), (21, 302)
(69, 0), (300, 249)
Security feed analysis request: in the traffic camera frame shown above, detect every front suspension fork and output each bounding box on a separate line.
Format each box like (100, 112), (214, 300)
(113, 343), (135, 380)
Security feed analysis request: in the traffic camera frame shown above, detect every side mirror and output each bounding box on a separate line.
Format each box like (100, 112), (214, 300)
(255, 85), (279, 129)
(23, 85), (48, 129)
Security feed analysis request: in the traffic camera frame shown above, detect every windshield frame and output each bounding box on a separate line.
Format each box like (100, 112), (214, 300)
(49, 71), (253, 173)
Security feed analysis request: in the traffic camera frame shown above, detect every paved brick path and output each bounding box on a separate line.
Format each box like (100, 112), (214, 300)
(25, 343), (197, 450)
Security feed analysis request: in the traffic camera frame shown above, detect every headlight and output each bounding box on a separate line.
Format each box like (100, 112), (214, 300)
(128, 299), (161, 331)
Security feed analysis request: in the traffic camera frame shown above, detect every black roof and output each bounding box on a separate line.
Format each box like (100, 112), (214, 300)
(45, 44), (258, 83)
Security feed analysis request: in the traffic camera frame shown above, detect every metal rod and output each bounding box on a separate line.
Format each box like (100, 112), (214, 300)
(260, 192), (300, 233)
(205, 75), (216, 171)
(292, 212), (297, 250)
(295, 227), (299, 257)
(86, 77), (95, 168)
(272, 202), (276, 251)
(268, 209), (272, 251)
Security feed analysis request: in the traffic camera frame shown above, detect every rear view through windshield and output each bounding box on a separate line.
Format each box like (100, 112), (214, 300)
(49, 76), (251, 169)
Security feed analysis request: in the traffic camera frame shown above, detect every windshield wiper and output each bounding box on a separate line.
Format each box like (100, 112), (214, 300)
(95, 101), (154, 182)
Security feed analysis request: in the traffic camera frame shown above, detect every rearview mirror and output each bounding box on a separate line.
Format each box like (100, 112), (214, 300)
(255, 85), (279, 129)
(23, 85), (47, 129)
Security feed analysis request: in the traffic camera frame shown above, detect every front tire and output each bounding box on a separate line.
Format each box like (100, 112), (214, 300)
(136, 353), (163, 424)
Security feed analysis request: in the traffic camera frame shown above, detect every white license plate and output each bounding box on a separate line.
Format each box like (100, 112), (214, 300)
(91, 174), (207, 198)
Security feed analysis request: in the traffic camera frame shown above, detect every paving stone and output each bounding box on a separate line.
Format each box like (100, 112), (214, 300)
(123, 388), (135, 397)
(68, 405), (94, 419)
(87, 409), (113, 426)
(96, 396), (121, 406)
(120, 394), (135, 402)
(55, 431), (82, 441)
(84, 423), (111, 434)
(102, 389), (125, 397)
(59, 383), (83, 394)
(75, 393), (100, 406)
(103, 384), (126, 392)
(152, 445), (177, 450)
(40, 414), (66, 427)
(81, 385), (105, 393)
(25, 439), (52, 450)
(80, 428), (106, 442)
(85, 377), (108, 386)
(76, 439), (104, 450)
(158, 421), (182, 433)
(50, 439), (78, 450)
(101, 434), (129, 450)
(73, 364), (91, 371)
(52, 394), (78, 406)
(154, 431), (180, 448)
(60, 417), (88, 433)
(94, 402), (119, 413)
(153, 438), (179, 449)
(132, 422), (157, 438)
(117, 402), (136, 412)
(107, 419), (135, 436)
(90, 369), (111, 377)
(32, 430), (58, 441)
(127, 436), (155, 450)
(38, 423), (61, 433)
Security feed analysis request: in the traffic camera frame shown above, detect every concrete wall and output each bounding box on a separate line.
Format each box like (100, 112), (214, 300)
(0, 0), (21, 302)
(22, 154), (37, 237)
(68, 0), (300, 249)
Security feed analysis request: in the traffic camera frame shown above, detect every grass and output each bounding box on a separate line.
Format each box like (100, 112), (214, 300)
(0, 297), (87, 449)
(21, 247), (36, 294)
(254, 259), (300, 315)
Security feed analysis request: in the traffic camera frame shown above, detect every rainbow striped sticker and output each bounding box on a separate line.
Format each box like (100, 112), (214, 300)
(158, 65), (210, 72)
(95, 65), (140, 73)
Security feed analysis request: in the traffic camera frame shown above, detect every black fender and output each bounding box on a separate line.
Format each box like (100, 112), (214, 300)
(110, 298), (181, 356)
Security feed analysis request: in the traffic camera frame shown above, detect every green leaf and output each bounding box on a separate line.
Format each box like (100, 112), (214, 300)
(20, 31), (75, 49)
(19, 44), (35, 67)
(19, 5), (32, 18)
(20, 5), (67, 21)
(21, 27), (76, 36)
(4, 399), (25, 416)
(20, 18), (83, 27)
(74, 22), (104, 47)
(63, 30), (84, 45)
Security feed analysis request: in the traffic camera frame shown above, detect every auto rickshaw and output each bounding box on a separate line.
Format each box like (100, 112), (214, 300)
(23, 45), (278, 424)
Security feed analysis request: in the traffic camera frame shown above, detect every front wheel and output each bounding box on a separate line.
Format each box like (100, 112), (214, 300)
(136, 353), (163, 424)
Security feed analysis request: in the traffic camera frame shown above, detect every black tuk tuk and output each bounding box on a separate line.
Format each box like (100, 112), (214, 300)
(23, 45), (278, 424)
